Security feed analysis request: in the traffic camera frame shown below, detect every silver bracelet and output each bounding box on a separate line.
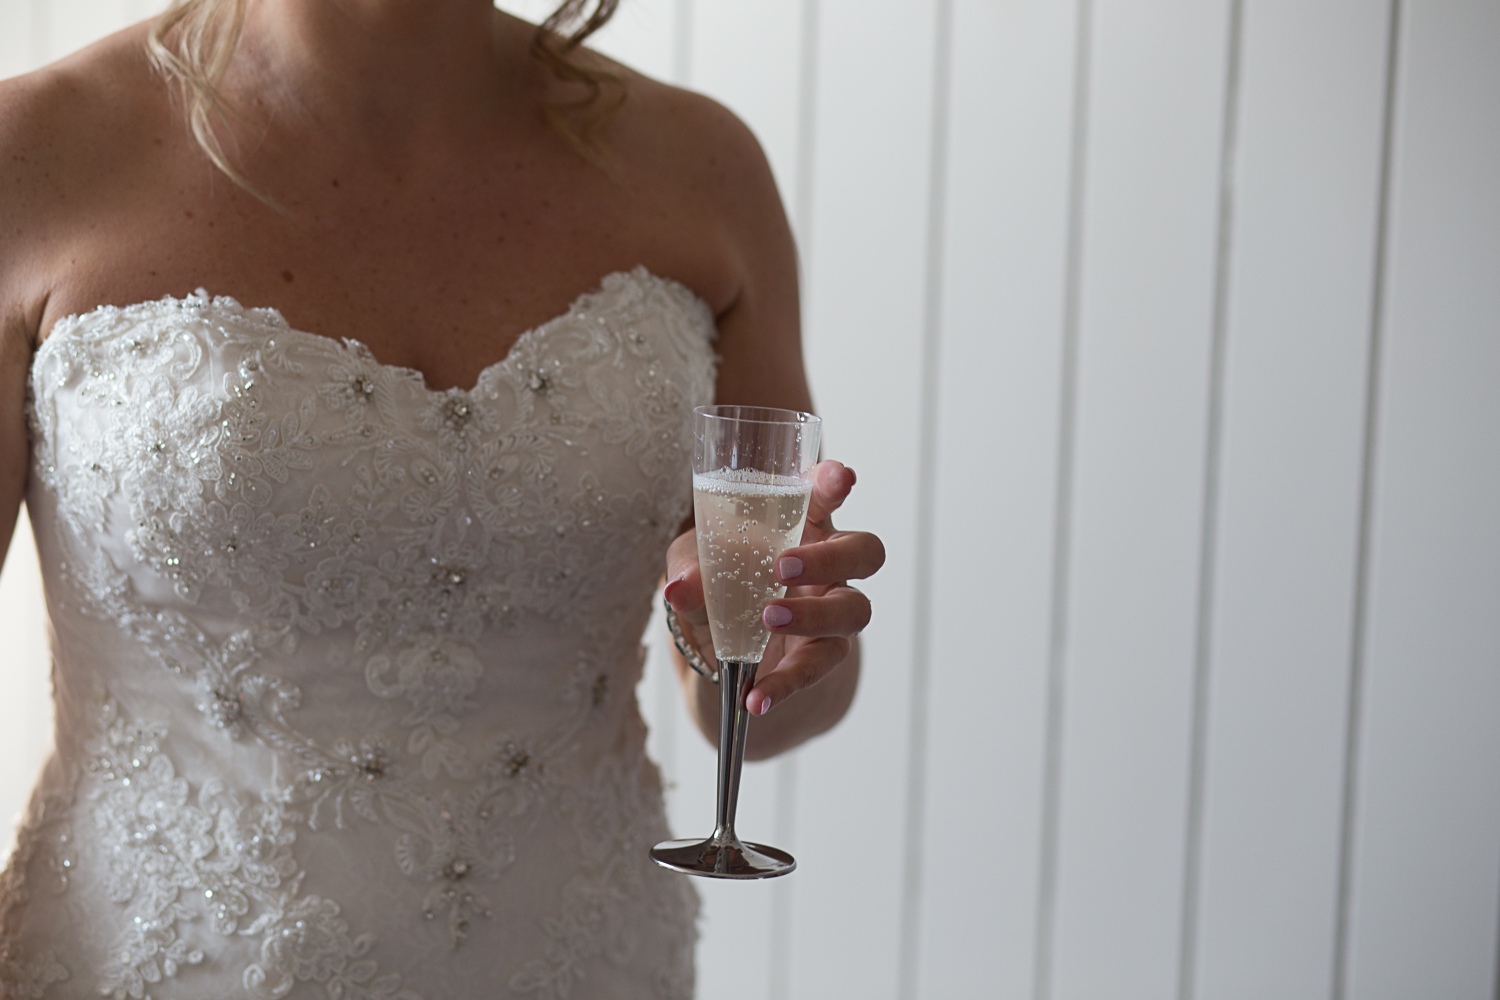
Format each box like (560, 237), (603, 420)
(664, 596), (719, 684)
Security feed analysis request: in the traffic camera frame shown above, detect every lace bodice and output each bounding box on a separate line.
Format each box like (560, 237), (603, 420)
(0, 269), (714, 1000)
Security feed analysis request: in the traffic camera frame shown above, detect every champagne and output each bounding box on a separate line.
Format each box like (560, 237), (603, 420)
(693, 469), (814, 662)
(651, 406), (817, 879)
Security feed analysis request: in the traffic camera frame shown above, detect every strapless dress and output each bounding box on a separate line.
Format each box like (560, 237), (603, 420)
(0, 268), (715, 1000)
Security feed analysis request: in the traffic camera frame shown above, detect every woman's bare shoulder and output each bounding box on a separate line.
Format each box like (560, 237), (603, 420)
(610, 67), (784, 223)
(0, 22), (166, 329)
(0, 30), (153, 558)
(597, 63), (804, 401)
(0, 22), (163, 174)
(582, 59), (795, 318)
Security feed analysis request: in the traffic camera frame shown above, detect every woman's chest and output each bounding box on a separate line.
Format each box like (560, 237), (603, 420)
(28, 272), (718, 639)
(37, 156), (736, 394)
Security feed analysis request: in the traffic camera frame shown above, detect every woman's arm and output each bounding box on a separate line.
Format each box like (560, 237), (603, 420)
(666, 459), (882, 760)
(653, 94), (885, 759)
(0, 313), (31, 571)
(0, 74), (58, 572)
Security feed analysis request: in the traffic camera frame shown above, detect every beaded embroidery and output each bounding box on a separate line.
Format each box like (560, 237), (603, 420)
(85, 699), (420, 1000)
(11, 268), (713, 997)
(0, 786), (75, 999)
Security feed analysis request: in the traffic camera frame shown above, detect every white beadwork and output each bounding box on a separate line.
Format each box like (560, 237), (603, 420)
(80, 699), (421, 1000)
(0, 787), (75, 999)
(8, 268), (714, 997)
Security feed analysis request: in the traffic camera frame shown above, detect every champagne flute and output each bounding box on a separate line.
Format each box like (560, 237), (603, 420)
(651, 405), (821, 879)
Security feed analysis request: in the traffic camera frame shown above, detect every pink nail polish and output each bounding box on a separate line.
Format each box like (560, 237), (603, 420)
(778, 556), (804, 580)
(763, 605), (792, 628)
(759, 695), (773, 715)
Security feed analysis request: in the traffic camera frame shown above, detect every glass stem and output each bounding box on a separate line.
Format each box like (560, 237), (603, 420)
(711, 658), (757, 851)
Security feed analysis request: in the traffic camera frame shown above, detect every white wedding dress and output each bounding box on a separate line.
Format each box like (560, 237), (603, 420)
(0, 268), (715, 1000)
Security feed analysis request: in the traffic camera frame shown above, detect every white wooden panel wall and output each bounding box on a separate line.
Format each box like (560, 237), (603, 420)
(917, 2), (1076, 997)
(1189, 5), (1390, 1000)
(3, 3), (1498, 999)
(1048, 4), (1229, 998)
(790, 0), (935, 994)
(1343, 4), (1500, 998)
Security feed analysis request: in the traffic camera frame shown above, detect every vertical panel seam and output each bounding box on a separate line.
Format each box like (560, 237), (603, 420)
(654, 630), (678, 800)
(1332, 2), (1402, 998)
(29, 0), (49, 69)
(896, 0), (955, 996)
(1176, 3), (1245, 999)
(670, 0), (693, 85)
(1032, 3), (1094, 999)
(792, 0), (822, 282)
(772, 4), (821, 996)
(768, 755), (797, 1000)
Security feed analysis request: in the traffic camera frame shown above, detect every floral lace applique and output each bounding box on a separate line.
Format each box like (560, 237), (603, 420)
(0, 785), (77, 1000)
(244, 895), (422, 1000)
(508, 757), (696, 999)
(24, 268), (714, 981)
(87, 698), (423, 1000)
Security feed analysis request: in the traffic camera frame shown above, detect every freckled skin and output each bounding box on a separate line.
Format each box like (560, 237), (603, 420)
(0, 12), (801, 391)
(0, 2), (878, 753)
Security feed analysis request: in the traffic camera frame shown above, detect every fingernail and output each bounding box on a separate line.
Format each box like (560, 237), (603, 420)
(663, 573), (686, 603)
(759, 695), (773, 715)
(778, 556), (804, 580)
(763, 605), (793, 628)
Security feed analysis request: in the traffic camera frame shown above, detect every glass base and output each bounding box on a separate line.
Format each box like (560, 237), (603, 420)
(649, 837), (797, 880)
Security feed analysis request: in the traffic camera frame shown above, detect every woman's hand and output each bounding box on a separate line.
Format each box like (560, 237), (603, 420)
(664, 460), (885, 733)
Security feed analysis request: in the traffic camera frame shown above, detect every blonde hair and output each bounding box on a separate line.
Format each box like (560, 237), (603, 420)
(533, 0), (628, 156)
(146, 0), (254, 193)
(146, 0), (626, 198)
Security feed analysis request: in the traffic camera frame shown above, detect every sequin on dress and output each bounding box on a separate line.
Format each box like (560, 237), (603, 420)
(0, 268), (715, 1000)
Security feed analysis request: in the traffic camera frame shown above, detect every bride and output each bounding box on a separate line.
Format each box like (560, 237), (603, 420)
(0, 1), (884, 997)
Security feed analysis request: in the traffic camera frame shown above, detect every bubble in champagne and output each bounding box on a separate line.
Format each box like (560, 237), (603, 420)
(692, 469), (813, 662)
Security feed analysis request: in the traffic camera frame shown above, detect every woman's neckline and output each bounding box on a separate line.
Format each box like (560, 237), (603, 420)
(40, 267), (709, 396)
